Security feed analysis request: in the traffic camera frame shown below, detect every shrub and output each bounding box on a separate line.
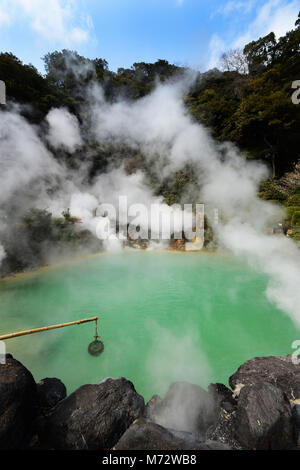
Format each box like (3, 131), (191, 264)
(290, 227), (300, 241)
(259, 180), (286, 202)
(285, 206), (300, 224)
(292, 211), (300, 226)
(22, 209), (53, 243)
(286, 193), (300, 206)
(291, 186), (300, 195)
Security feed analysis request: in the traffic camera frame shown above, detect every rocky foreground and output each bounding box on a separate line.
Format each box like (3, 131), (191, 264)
(1, 354), (300, 450)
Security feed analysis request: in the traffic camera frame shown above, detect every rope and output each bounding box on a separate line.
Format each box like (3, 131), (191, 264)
(94, 318), (99, 340)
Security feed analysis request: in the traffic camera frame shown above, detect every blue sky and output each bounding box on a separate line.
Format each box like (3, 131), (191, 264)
(0, 0), (299, 74)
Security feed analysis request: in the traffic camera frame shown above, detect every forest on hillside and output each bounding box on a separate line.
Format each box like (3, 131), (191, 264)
(0, 11), (299, 275)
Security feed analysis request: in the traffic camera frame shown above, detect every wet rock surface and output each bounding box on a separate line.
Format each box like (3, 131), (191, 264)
(37, 377), (145, 450)
(0, 354), (37, 449)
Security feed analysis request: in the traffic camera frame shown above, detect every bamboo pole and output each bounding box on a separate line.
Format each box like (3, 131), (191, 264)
(0, 316), (99, 341)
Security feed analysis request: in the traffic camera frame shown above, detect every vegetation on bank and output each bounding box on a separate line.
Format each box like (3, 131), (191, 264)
(0, 209), (100, 276)
(259, 161), (300, 240)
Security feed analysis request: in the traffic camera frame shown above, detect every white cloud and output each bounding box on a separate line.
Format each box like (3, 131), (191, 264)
(207, 33), (226, 69)
(217, 0), (257, 16)
(0, 0), (92, 46)
(0, 9), (11, 26)
(233, 0), (300, 48)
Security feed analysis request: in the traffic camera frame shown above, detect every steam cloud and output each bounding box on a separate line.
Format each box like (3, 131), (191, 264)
(145, 325), (213, 433)
(0, 109), (60, 206)
(46, 108), (83, 152)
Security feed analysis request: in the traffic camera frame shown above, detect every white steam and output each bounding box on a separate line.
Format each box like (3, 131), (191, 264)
(46, 108), (82, 152)
(145, 324), (213, 433)
(146, 325), (212, 393)
(221, 223), (300, 327)
(0, 109), (60, 205)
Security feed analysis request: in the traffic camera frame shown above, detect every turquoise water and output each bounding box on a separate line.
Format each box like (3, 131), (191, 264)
(0, 252), (298, 400)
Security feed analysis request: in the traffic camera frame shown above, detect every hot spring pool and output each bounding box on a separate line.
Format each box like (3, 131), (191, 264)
(0, 251), (298, 400)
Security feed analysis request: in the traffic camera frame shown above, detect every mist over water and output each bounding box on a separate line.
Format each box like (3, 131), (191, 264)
(0, 252), (297, 400)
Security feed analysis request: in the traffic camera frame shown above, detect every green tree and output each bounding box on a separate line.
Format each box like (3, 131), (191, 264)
(22, 209), (53, 243)
(0, 53), (54, 119)
(243, 32), (277, 75)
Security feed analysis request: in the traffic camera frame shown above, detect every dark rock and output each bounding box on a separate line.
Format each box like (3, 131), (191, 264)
(229, 355), (300, 400)
(144, 395), (162, 418)
(114, 419), (231, 450)
(206, 409), (242, 450)
(37, 377), (145, 450)
(145, 381), (218, 437)
(208, 383), (237, 413)
(292, 404), (300, 448)
(0, 354), (37, 449)
(37, 378), (67, 411)
(235, 382), (294, 450)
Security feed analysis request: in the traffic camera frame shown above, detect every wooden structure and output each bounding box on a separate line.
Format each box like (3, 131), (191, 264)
(0, 316), (99, 341)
